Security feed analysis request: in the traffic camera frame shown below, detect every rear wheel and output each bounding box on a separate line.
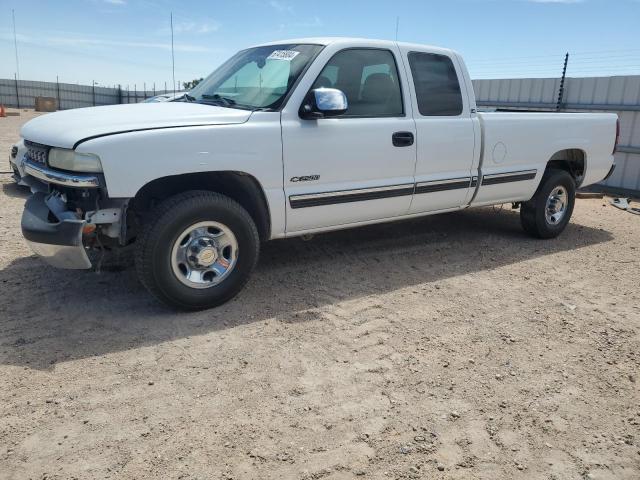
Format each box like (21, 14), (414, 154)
(135, 191), (260, 310)
(520, 168), (576, 239)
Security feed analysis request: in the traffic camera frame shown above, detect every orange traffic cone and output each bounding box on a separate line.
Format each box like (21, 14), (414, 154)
(0, 105), (6, 117)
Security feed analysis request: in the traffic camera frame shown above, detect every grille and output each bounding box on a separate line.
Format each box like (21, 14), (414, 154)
(24, 140), (50, 166)
(10, 146), (18, 159)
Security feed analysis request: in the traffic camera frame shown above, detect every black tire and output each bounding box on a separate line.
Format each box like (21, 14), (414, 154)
(135, 191), (260, 310)
(520, 168), (576, 239)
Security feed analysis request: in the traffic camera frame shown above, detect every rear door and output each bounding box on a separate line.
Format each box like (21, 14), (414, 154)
(398, 47), (477, 213)
(281, 44), (417, 233)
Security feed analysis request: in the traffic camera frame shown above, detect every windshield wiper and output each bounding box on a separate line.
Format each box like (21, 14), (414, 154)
(201, 94), (237, 107)
(183, 93), (196, 102)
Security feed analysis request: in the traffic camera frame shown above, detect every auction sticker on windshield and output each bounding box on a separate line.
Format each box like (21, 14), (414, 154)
(267, 50), (300, 61)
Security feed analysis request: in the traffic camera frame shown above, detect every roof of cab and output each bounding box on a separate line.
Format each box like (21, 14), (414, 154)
(253, 37), (457, 56)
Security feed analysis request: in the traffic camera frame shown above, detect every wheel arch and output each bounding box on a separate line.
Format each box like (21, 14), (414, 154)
(545, 148), (586, 187)
(132, 171), (271, 241)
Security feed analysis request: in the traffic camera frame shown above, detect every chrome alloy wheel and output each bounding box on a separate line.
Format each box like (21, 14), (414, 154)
(545, 186), (568, 225)
(170, 221), (239, 289)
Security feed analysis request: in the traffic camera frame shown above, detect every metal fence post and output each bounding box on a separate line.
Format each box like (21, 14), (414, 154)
(556, 53), (569, 111)
(92, 80), (96, 106)
(56, 75), (61, 110)
(14, 73), (20, 109)
(134, 84), (137, 103)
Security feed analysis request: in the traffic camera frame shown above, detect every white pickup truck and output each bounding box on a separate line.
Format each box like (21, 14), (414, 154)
(16, 37), (618, 309)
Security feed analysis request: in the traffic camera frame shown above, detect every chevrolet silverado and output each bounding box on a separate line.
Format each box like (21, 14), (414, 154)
(15, 37), (618, 309)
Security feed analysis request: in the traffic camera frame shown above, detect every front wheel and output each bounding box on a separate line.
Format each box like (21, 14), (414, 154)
(520, 168), (576, 239)
(135, 191), (260, 310)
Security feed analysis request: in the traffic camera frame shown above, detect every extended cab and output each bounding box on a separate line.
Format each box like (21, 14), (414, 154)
(16, 37), (618, 309)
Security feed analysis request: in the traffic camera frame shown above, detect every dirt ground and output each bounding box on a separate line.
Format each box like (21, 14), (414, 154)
(0, 109), (639, 480)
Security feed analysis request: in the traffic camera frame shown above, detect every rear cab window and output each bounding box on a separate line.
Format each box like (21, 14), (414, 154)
(407, 52), (463, 116)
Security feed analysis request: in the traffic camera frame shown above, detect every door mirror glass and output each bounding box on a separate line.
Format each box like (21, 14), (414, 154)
(300, 88), (348, 118)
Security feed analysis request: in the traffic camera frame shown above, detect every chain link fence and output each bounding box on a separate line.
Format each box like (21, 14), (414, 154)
(0, 78), (177, 109)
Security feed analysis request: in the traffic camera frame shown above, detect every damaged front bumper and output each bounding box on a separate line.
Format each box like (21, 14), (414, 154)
(21, 192), (92, 269)
(22, 157), (101, 188)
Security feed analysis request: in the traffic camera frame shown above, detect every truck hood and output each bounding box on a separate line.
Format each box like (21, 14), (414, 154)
(21, 102), (253, 149)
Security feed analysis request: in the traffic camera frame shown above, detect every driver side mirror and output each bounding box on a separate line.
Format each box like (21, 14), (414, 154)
(300, 88), (348, 119)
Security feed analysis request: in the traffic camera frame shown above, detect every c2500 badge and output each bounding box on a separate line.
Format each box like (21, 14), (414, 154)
(290, 175), (320, 182)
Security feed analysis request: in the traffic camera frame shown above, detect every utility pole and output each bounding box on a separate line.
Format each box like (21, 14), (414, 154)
(395, 17), (400, 41)
(171, 12), (176, 95)
(12, 9), (20, 80)
(556, 52), (569, 111)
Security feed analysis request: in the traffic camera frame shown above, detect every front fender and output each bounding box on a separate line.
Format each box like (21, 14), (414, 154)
(76, 111), (286, 237)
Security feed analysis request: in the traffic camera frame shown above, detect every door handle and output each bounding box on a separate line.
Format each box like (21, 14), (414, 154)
(392, 131), (414, 147)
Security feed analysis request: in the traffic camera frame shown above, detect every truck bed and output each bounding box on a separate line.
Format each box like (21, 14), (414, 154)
(471, 111), (617, 206)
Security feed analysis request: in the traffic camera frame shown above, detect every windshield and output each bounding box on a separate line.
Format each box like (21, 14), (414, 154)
(189, 43), (323, 110)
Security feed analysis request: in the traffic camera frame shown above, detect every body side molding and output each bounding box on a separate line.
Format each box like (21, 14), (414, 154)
(481, 169), (537, 186)
(288, 169), (539, 209)
(289, 184), (414, 209)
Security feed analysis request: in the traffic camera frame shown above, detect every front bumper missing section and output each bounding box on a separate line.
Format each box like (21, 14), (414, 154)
(21, 192), (92, 269)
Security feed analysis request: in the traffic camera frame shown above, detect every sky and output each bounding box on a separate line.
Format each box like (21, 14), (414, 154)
(1, 0), (639, 88)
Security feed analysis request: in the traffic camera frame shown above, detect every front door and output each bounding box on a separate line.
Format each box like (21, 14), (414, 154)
(281, 46), (417, 233)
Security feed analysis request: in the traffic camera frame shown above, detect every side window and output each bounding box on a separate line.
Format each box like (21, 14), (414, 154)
(311, 49), (403, 117)
(408, 52), (463, 116)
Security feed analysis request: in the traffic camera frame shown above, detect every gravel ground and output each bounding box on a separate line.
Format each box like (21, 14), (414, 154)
(1, 110), (639, 480)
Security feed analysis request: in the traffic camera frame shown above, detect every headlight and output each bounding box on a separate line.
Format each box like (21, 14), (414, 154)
(48, 148), (103, 172)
